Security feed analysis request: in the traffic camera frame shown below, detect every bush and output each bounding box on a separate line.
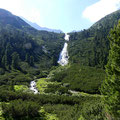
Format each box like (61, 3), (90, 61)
(50, 64), (105, 94)
(0, 71), (32, 86)
(0, 68), (5, 75)
(2, 99), (41, 119)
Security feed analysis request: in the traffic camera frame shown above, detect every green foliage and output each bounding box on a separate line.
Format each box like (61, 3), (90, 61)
(2, 99), (41, 119)
(44, 98), (105, 120)
(0, 88), (106, 119)
(80, 100), (105, 120)
(0, 71), (32, 86)
(40, 107), (59, 120)
(1, 56), (6, 69)
(0, 68), (5, 75)
(0, 9), (65, 72)
(25, 53), (30, 63)
(14, 85), (28, 92)
(11, 52), (20, 69)
(101, 21), (120, 119)
(69, 10), (120, 68)
(36, 78), (70, 95)
(50, 64), (105, 94)
(29, 56), (34, 66)
(44, 84), (70, 95)
(44, 84), (61, 94)
(36, 78), (51, 93)
(0, 89), (99, 105)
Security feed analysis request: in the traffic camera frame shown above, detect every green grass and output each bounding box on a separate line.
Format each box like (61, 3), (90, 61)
(14, 85), (29, 92)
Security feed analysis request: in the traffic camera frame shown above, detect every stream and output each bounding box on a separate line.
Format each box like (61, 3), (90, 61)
(30, 33), (70, 94)
(30, 81), (38, 94)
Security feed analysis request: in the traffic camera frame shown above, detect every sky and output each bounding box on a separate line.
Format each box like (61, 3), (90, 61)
(0, 0), (120, 33)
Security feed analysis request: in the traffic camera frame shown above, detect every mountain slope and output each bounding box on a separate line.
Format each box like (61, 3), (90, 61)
(0, 9), (30, 29)
(21, 16), (63, 33)
(68, 9), (120, 68)
(0, 8), (65, 72)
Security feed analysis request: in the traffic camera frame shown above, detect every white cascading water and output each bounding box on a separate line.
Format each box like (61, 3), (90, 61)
(30, 81), (38, 94)
(58, 33), (70, 66)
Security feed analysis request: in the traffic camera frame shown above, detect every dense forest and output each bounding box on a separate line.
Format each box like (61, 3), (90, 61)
(0, 8), (120, 120)
(0, 9), (65, 74)
(68, 10), (120, 68)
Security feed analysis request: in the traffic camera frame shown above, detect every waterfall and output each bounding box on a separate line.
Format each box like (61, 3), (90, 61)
(58, 33), (70, 66)
(30, 81), (38, 94)
(30, 33), (70, 94)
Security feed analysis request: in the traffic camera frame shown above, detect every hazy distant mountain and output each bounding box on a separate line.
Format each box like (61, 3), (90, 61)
(20, 17), (63, 33)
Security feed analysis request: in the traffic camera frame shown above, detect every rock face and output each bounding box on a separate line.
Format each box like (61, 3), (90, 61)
(58, 33), (70, 66)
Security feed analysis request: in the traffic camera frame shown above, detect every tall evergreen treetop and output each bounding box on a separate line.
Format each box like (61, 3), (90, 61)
(101, 21), (120, 119)
(11, 52), (20, 69)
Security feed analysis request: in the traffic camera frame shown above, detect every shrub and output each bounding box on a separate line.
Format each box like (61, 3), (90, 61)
(2, 99), (41, 119)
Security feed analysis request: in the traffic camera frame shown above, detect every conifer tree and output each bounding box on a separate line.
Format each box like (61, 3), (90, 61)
(1, 55), (6, 69)
(101, 21), (120, 119)
(25, 53), (30, 63)
(4, 50), (9, 69)
(29, 56), (34, 66)
(11, 52), (20, 69)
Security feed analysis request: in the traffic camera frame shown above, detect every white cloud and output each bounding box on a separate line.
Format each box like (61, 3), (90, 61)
(0, 0), (23, 15)
(83, 0), (120, 23)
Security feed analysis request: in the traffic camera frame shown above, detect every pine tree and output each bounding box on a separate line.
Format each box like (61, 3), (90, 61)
(0, 55), (1, 67)
(6, 43), (13, 65)
(29, 56), (34, 66)
(1, 55), (6, 69)
(101, 21), (120, 119)
(11, 52), (20, 69)
(25, 53), (30, 63)
(4, 50), (9, 69)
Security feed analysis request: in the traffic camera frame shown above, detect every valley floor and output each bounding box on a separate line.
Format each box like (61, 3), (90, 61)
(0, 64), (105, 120)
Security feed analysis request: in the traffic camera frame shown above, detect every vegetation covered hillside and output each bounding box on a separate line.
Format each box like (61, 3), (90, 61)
(0, 9), (65, 108)
(0, 8), (65, 73)
(50, 9), (120, 96)
(68, 9), (120, 68)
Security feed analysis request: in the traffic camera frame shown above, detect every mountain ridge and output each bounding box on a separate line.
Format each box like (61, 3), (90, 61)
(21, 16), (63, 33)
